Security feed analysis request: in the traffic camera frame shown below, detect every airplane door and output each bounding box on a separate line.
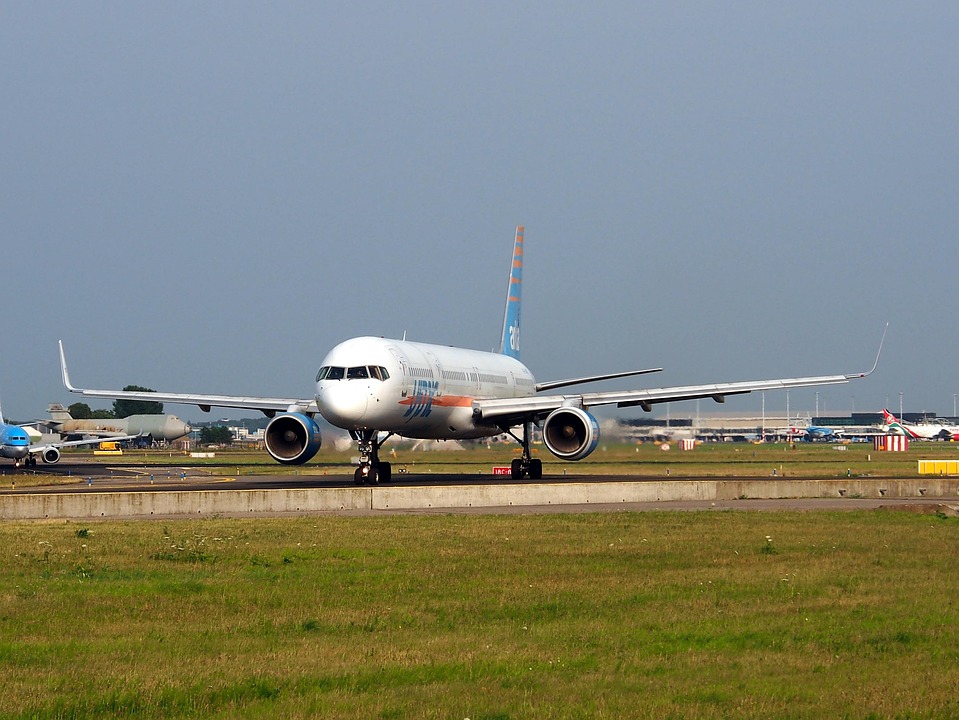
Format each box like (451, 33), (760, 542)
(424, 350), (444, 396)
(388, 347), (412, 398)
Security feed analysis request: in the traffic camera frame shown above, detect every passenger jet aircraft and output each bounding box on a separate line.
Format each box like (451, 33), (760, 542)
(59, 226), (884, 483)
(881, 409), (959, 441)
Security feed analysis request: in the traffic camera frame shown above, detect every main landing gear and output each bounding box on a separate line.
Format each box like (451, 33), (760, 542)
(351, 429), (393, 485)
(504, 421), (543, 480)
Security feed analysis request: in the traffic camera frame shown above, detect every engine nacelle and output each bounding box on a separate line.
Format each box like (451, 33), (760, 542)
(264, 413), (322, 465)
(41, 447), (61, 464)
(542, 407), (600, 461)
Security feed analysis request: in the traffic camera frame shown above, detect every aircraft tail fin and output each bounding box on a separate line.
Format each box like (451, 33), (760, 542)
(47, 403), (73, 424)
(499, 225), (524, 360)
(882, 408), (897, 423)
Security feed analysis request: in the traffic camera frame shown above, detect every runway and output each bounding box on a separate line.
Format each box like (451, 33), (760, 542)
(4, 460), (669, 493)
(2, 459), (958, 519)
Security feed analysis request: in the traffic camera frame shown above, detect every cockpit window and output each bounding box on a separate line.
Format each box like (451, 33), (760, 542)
(317, 365), (389, 381)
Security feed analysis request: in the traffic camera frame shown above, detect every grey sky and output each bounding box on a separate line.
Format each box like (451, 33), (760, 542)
(3, 3), (957, 422)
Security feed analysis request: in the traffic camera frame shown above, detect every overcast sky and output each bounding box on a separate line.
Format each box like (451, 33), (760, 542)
(3, 3), (957, 423)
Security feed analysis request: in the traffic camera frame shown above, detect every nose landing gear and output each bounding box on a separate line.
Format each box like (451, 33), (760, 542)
(351, 429), (393, 485)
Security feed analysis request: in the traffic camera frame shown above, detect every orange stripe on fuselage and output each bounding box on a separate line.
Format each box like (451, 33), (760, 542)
(398, 395), (474, 408)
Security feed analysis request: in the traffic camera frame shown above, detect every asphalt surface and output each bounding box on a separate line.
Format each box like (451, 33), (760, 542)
(3, 460), (700, 493)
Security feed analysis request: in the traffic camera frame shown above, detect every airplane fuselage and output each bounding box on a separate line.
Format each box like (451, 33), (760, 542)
(51, 415), (192, 442)
(315, 336), (536, 439)
(885, 421), (959, 441)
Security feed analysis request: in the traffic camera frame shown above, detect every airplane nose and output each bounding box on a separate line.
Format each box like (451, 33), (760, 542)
(316, 383), (369, 427)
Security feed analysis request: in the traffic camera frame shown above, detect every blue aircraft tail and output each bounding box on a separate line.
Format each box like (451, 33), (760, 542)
(499, 226), (524, 360)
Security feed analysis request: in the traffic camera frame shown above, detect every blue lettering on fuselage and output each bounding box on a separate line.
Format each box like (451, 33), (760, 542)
(404, 379), (438, 418)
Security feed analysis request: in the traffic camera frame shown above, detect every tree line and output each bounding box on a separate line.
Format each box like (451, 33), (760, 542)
(67, 385), (163, 419)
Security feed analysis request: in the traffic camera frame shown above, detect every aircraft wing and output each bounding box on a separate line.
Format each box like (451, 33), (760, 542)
(59, 341), (318, 416)
(474, 371), (864, 425)
(477, 324), (887, 426)
(29, 433), (144, 455)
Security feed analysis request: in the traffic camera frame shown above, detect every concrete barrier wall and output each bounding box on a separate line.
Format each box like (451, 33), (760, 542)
(3, 477), (959, 520)
(373, 481), (716, 510)
(712, 478), (959, 501)
(0, 488), (372, 520)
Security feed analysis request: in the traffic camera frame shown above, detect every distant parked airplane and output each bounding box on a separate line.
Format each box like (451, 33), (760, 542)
(802, 425), (843, 441)
(59, 226), (886, 483)
(45, 404), (192, 444)
(881, 409), (959, 441)
(0, 400), (141, 468)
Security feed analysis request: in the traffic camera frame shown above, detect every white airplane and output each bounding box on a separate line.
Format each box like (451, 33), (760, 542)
(881, 409), (959, 441)
(58, 226), (884, 483)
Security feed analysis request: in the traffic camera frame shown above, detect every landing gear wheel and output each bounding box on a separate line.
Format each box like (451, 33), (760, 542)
(350, 429), (395, 486)
(504, 421), (541, 480)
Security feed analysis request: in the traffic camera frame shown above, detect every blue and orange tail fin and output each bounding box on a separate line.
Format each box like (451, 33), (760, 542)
(499, 225), (524, 360)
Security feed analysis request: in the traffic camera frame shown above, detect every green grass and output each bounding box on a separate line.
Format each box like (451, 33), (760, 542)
(2, 511), (959, 718)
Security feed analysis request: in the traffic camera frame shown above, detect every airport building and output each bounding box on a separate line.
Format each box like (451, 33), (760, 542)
(619, 411), (959, 442)
(619, 412), (880, 442)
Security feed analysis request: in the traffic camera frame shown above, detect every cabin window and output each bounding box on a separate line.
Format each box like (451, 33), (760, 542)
(347, 366), (370, 380)
(326, 366), (345, 380)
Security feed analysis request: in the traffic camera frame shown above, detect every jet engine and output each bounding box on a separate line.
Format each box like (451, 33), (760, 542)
(41, 447), (60, 464)
(542, 407), (600, 461)
(264, 413), (322, 465)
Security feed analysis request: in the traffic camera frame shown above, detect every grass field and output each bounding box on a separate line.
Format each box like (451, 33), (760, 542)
(3, 510), (959, 719)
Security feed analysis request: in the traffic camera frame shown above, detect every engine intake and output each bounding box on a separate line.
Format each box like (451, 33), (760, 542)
(542, 407), (600, 461)
(41, 447), (61, 464)
(264, 413), (322, 465)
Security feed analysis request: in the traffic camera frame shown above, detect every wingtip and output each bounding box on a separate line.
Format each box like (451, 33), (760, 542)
(58, 340), (76, 391)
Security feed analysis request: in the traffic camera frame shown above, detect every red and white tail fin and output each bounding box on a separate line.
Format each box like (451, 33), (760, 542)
(882, 408), (897, 423)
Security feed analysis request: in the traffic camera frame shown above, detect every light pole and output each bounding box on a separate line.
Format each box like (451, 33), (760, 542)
(899, 392), (903, 419)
